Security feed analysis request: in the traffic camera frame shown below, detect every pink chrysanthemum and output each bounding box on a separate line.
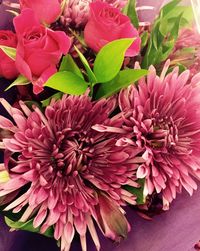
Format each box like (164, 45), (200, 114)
(0, 95), (142, 251)
(171, 28), (200, 79)
(60, 0), (128, 28)
(117, 61), (200, 210)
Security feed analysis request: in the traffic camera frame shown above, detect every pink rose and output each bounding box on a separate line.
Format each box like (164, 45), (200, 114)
(14, 9), (71, 94)
(0, 30), (19, 80)
(19, 0), (62, 25)
(84, 2), (141, 57)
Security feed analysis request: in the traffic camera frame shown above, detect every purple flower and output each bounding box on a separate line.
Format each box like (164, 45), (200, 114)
(117, 61), (200, 210)
(0, 94), (142, 251)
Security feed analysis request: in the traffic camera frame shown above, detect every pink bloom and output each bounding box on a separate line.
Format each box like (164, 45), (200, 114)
(0, 30), (19, 79)
(13, 9), (71, 94)
(0, 95), (142, 251)
(175, 28), (200, 49)
(84, 2), (141, 57)
(60, 0), (128, 28)
(118, 61), (200, 210)
(19, 0), (62, 25)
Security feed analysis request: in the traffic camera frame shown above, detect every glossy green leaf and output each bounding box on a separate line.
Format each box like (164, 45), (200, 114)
(4, 75), (30, 91)
(95, 69), (148, 99)
(94, 38), (134, 83)
(124, 179), (145, 205)
(44, 71), (88, 95)
(0, 45), (16, 60)
(59, 54), (84, 79)
(74, 46), (97, 83)
(5, 217), (54, 238)
(123, 0), (139, 28)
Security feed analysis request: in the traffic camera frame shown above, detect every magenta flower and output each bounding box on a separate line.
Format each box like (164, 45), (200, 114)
(60, 0), (128, 28)
(0, 95), (142, 251)
(84, 1), (141, 57)
(117, 61), (200, 210)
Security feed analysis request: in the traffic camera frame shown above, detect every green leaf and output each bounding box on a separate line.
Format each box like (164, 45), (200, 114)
(94, 38), (134, 83)
(168, 63), (187, 74)
(44, 71), (88, 95)
(159, 18), (169, 37)
(123, 0), (139, 28)
(141, 0), (187, 69)
(167, 6), (194, 27)
(141, 31), (149, 49)
(124, 179), (145, 205)
(152, 21), (161, 50)
(170, 13), (183, 40)
(69, 29), (87, 47)
(74, 46), (97, 83)
(5, 217), (54, 238)
(41, 92), (63, 107)
(4, 75), (30, 91)
(59, 54), (84, 79)
(0, 45), (16, 60)
(95, 69), (148, 99)
(160, 0), (181, 17)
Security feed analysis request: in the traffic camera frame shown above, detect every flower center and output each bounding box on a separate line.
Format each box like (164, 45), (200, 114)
(0, 35), (9, 40)
(100, 8), (121, 25)
(49, 132), (93, 176)
(24, 27), (45, 42)
(147, 117), (178, 149)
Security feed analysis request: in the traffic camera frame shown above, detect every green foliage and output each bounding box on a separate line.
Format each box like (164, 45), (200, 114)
(74, 46), (97, 83)
(124, 179), (145, 205)
(95, 69), (148, 99)
(4, 75), (30, 91)
(44, 71), (88, 95)
(5, 217), (54, 238)
(59, 54), (84, 79)
(123, 0), (139, 28)
(0, 45), (16, 60)
(72, 39), (147, 99)
(141, 31), (149, 49)
(141, 0), (194, 69)
(94, 38), (134, 83)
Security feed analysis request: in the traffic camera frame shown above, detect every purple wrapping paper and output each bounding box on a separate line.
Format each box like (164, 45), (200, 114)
(1, 190), (200, 251)
(0, 1), (200, 251)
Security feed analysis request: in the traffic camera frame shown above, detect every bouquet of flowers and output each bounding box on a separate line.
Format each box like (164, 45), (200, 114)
(0, 0), (199, 250)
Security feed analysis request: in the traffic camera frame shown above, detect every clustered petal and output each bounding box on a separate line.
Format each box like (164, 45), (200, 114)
(0, 95), (141, 251)
(118, 61), (200, 209)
